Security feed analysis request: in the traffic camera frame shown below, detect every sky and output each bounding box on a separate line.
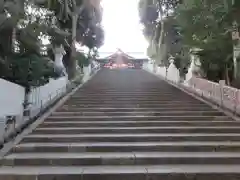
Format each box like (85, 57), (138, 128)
(99, 0), (148, 54)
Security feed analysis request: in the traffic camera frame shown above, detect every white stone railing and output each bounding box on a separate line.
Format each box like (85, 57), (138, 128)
(143, 61), (180, 83)
(143, 61), (240, 115)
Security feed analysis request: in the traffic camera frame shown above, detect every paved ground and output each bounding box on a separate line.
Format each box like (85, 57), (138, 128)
(1, 69), (240, 180)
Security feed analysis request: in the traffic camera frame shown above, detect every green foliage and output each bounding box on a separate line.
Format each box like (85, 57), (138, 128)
(175, 0), (234, 83)
(0, 0), (104, 86)
(196, 47), (233, 83)
(0, 0), (25, 56)
(163, 16), (182, 56)
(76, 52), (89, 67)
(37, 0), (104, 79)
(0, 54), (58, 90)
(174, 54), (190, 78)
(82, 25), (104, 50)
(0, 0), (65, 90)
(138, 0), (158, 41)
(139, 0), (184, 66)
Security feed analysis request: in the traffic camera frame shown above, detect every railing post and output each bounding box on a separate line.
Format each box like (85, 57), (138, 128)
(234, 90), (239, 115)
(49, 94), (52, 102)
(219, 80), (225, 108)
(165, 69), (168, 80)
(40, 100), (43, 111)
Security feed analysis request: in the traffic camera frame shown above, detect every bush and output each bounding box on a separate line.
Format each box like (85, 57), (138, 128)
(174, 55), (190, 79)
(0, 54), (59, 91)
(76, 52), (90, 67)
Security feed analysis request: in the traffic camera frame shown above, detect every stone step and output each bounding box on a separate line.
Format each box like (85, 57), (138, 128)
(73, 94), (190, 97)
(67, 99), (202, 103)
(74, 89), (190, 92)
(71, 92), (197, 96)
(1, 165), (240, 180)
(69, 97), (198, 101)
(63, 104), (212, 108)
(22, 133), (240, 142)
(30, 126), (240, 134)
(77, 86), (177, 89)
(4, 152), (240, 166)
(70, 93), (193, 96)
(75, 91), (183, 94)
(1, 69), (237, 180)
(64, 101), (206, 105)
(46, 116), (228, 122)
(51, 111), (224, 117)
(71, 95), (195, 99)
(12, 142), (240, 153)
(56, 107), (216, 112)
(39, 120), (236, 128)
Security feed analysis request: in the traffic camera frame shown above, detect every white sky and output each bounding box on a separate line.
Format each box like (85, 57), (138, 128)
(99, 0), (148, 53)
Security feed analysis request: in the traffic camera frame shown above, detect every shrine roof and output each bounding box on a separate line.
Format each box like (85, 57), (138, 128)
(98, 49), (149, 60)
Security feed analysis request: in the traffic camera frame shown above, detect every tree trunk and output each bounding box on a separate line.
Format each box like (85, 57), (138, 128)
(158, 21), (164, 51)
(68, 14), (78, 80)
(225, 65), (230, 85)
(156, 1), (164, 66)
(88, 49), (91, 58)
(0, 28), (13, 56)
(23, 87), (31, 117)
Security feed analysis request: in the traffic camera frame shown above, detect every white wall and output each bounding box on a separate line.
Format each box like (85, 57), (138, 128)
(82, 65), (92, 83)
(144, 61), (180, 83)
(157, 66), (167, 77)
(167, 62), (180, 82)
(0, 65), (95, 140)
(185, 53), (201, 82)
(0, 64), (93, 120)
(0, 78), (25, 119)
(0, 79), (25, 138)
(28, 76), (69, 118)
(29, 64), (95, 117)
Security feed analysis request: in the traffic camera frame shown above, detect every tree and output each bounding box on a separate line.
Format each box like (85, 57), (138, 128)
(139, 0), (240, 85)
(37, 0), (104, 80)
(76, 51), (89, 68)
(138, 0), (182, 66)
(175, 0), (234, 84)
(82, 24), (104, 58)
(0, 0), (60, 88)
(0, 0), (25, 57)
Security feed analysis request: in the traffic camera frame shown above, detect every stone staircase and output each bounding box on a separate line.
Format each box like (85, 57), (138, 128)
(1, 69), (240, 180)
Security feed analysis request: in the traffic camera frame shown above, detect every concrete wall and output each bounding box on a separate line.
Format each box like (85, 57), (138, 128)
(81, 65), (91, 83)
(0, 79), (25, 139)
(28, 76), (69, 118)
(0, 64), (96, 141)
(0, 64), (93, 120)
(144, 61), (180, 83)
(0, 78), (25, 119)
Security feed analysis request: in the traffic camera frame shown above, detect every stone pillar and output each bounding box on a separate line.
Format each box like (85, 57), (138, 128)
(167, 57), (180, 82)
(185, 49), (201, 82)
(53, 45), (67, 77)
(233, 41), (240, 79)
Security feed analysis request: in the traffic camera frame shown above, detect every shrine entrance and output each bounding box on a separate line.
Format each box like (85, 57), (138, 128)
(97, 49), (148, 68)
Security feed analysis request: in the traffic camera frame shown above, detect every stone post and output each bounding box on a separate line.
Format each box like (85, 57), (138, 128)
(53, 45), (67, 77)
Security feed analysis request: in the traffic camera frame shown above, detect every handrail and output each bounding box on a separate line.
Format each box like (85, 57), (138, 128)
(188, 76), (240, 113)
